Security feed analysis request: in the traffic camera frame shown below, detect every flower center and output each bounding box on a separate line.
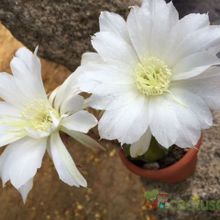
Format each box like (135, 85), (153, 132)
(135, 57), (172, 96)
(21, 99), (59, 132)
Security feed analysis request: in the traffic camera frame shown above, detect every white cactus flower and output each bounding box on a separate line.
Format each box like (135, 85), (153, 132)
(78, 0), (220, 157)
(0, 47), (100, 202)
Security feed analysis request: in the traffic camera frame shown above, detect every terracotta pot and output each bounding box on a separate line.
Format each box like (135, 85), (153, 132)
(118, 137), (202, 183)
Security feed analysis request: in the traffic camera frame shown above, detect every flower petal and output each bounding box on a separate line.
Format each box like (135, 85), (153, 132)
(0, 102), (20, 117)
(18, 178), (33, 203)
(173, 67), (220, 110)
(0, 73), (27, 107)
(173, 13), (209, 39)
(168, 26), (220, 65)
(0, 137), (46, 189)
(87, 88), (139, 111)
(77, 63), (134, 97)
(86, 94), (112, 110)
(81, 52), (102, 65)
(61, 110), (97, 133)
(149, 88), (210, 148)
(164, 13), (210, 63)
(10, 47), (47, 99)
(49, 132), (87, 187)
(128, 0), (179, 59)
(60, 94), (84, 115)
(50, 72), (81, 111)
(172, 50), (220, 80)
(171, 88), (213, 129)
(91, 31), (138, 68)
(62, 128), (105, 151)
(98, 96), (150, 144)
(127, 5), (151, 59)
(99, 11), (130, 43)
(0, 131), (25, 148)
(130, 129), (152, 158)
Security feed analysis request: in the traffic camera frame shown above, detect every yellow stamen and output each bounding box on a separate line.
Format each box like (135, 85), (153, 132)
(21, 99), (59, 132)
(135, 57), (172, 96)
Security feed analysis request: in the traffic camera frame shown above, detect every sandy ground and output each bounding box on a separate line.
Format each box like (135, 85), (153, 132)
(0, 24), (219, 220)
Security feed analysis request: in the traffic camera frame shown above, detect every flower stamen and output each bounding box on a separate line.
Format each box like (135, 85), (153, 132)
(21, 99), (59, 132)
(135, 57), (172, 96)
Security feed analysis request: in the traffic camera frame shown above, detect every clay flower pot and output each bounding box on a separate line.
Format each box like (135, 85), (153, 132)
(118, 137), (202, 183)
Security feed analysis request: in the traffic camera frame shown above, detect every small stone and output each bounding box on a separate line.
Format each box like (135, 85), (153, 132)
(31, 207), (36, 211)
(143, 162), (160, 170)
(65, 210), (70, 216)
(94, 157), (101, 163)
(109, 149), (116, 157)
(76, 202), (84, 211)
(95, 213), (101, 219)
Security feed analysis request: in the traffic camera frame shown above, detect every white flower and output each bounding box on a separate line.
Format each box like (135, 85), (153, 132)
(78, 0), (220, 157)
(0, 47), (100, 202)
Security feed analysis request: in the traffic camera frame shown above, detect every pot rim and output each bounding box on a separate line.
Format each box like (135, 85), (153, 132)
(119, 136), (202, 176)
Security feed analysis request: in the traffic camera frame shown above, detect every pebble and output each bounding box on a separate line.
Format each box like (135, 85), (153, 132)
(143, 162), (160, 170)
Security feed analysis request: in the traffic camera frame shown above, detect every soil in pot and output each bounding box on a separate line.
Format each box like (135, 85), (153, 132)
(126, 143), (187, 170)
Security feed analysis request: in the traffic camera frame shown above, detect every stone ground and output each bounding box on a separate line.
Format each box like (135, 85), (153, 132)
(0, 16), (220, 220)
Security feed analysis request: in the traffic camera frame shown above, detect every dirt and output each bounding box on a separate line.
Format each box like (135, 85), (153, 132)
(158, 146), (187, 169)
(127, 145), (187, 170)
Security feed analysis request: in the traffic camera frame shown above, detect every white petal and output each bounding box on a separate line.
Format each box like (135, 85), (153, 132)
(51, 72), (81, 111)
(175, 129), (201, 148)
(149, 88), (210, 148)
(18, 178), (33, 203)
(164, 13), (210, 63)
(0, 102), (20, 117)
(173, 67), (220, 110)
(60, 94), (84, 115)
(149, 96), (180, 148)
(10, 47), (47, 99)
(172, 51), (220, 80)
(174, 13), (209, 37)
(49, 132), (87, 187)
(128, 0), (178, 59)
(0, 73), (27, 107)
(0, 109), (26, 147)
(62, 128), (105, 151)
(79, 63), (133, 83)
(81, 52), (102, 65)
(0, 125), (26, 148)
(99, 11), (130, 43)
(148, 0), (179, 56)
(130, 129), (152, 158)
(86, 94), (112, 110)
(77, 63), (134, 96)
(87, 88), (139, 111)
(49, 86), (59, 105)
(91, 31), (138, 68)
(98, 96), (150, 144)
(127, 5), (151, 59)
(169, 26), (220, 65)
(0, 137), (46, 188)
(61, 110), (97, 133)
(25, 128), (51, 139)
(171, 88), (213, 129)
